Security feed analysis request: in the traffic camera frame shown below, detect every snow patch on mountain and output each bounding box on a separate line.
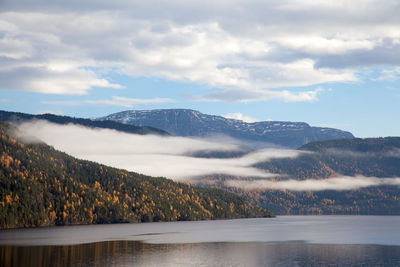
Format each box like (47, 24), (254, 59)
(98, 109), (354, 148)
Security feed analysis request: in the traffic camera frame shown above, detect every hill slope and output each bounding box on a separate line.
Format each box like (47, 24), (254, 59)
(0, 110), (168, 136)
(98, 109), (354, 148)
(256, 137), (400, 179)
(0, 122), (272, 229)
(217, 137), (400, 215)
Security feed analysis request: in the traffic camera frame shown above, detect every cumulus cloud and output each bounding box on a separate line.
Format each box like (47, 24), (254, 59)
(36, 110), (63, 116)
(42, 96), (175, 108)
(16, 120), (302, 180)
(226, 176), (400, 191)
(0, 63), (123, 95)
(197, 87), (324, 103)
(1, 0), (398, 99)
(223, 113), (260, 123)
(374, 67), (400, 82)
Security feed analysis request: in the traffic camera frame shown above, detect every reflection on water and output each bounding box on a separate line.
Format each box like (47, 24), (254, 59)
(1, 217), (400, 266)
(2, 216), (400, 246)
(1, 241), (400, 267)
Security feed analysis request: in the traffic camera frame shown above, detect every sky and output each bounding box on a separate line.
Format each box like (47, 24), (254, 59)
(0, 0), (399, 137)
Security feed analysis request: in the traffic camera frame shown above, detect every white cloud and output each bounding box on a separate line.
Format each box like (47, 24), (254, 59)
(16, 120), (302, 180)
(0, 63), (123, 95)
(36, 110), (63, 115)
(42, 96), (175, 108)
(276, 35), (375, 55)
(197, 87), (324, 103)
(223, 113), (260, 123)
(226, 176), (400, 191)
(375, 67), (400, 82)
(0, 0), (399, 98)
(0, 36), (34, 59)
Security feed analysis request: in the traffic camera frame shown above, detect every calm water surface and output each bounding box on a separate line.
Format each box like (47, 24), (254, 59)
(1, 216), (399, 266)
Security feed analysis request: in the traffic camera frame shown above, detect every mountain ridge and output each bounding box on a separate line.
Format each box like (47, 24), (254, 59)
(0, 110), (169, 136)
(98, 109), (354, 148)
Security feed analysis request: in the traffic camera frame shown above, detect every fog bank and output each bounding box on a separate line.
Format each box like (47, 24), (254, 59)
(16, 120), (301, 180)
(226, 176), (400, 191)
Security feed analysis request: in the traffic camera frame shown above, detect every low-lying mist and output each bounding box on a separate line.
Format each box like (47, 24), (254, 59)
(16, 120), (300, 180)
(15, 120), (400, 191)
(323, 148), (400, 158)
(225, 176), (400, 191)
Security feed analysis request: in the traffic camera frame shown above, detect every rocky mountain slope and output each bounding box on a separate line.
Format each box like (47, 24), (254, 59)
(99, 109), (354, 148)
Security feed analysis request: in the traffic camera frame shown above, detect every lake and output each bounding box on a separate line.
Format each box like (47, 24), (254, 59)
(1, 216), (400, 266)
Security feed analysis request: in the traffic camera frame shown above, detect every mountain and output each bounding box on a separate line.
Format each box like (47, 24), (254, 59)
(203, 137), (400, 215)
(0, 110), (168, 136)
(98, 109), (354, 148)
(0, 122), (272, 229)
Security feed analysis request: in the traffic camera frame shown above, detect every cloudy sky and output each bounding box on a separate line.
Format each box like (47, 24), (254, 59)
(1, 0), (399, 137)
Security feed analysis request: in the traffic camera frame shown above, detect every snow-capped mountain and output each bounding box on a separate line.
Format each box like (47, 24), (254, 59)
(98, 109), (354, 148)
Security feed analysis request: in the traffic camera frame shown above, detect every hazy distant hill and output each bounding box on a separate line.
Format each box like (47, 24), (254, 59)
(300, 137), (400, 153)
(256, 137), (400, 179)
(204, 137), (400, 215)
(225, 184), (400, 215)
(98, 109), (354, 148)
(0, 122), (272, 229)
(0, 110), (168, 136)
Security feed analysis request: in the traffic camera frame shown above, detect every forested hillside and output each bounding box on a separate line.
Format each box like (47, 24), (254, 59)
(235, 185), (400, 215)
(299, 137), (400, 152)
(0, 122), (272, 229)
(256, 137), (400, 179)
(0, 110), (168, 136)
(200, 137), (400, 215)
(200, 175), (400, 215)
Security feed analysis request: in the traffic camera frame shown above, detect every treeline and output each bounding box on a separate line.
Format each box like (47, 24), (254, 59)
(199, 137), (400, 215)
(0, 110), (168, 136)
(299, 137), (400, 153)
(199, 175), (400, 215)
(255, 137), (400, 179)
(235, 186), (400, 215)
(0, 122), (272, 229)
